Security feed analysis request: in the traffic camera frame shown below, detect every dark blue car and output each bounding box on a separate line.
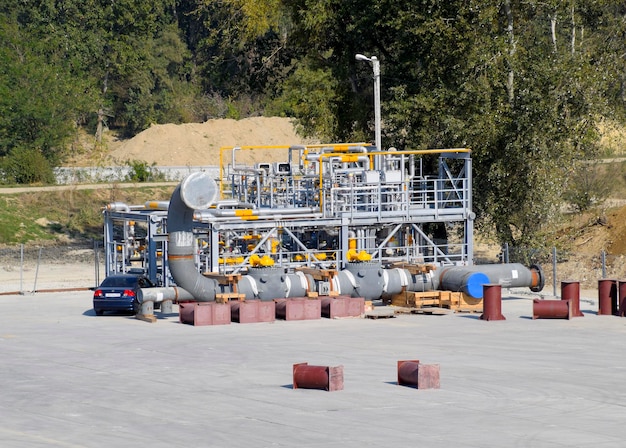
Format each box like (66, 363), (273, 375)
(93, 274), (156, 315)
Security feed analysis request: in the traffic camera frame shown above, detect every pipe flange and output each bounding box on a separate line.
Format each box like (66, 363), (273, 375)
(529, 264), (545, 292)
(180, 172), (218, 210)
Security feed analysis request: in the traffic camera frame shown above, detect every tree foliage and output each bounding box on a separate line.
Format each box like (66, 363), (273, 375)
(280, 0), (623, 246)
(1, 0), (625, 249)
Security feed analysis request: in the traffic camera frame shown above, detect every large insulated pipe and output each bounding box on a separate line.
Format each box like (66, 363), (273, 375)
(333, 262), (386, 301)
(138, 286), (195, 304)
(438, 263), (544, 299)
(405, 270), (440, 293)
(237, 267), (313, 301)
(331, 262), (542, 301)
(437, 268), (490, 299)
(167, 172), (221, 301)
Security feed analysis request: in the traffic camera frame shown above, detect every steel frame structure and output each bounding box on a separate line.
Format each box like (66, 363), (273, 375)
(103, 144), (474, 285)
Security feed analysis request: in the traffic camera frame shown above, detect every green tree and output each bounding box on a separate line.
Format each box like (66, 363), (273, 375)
(281, 0), (617, 246)
(181, 0), (295, 107)
(6, 0), (193, 139)
(0, 16), (89, 182)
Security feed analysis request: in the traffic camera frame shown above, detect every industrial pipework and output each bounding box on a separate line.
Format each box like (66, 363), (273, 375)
(138, 171), (543, 305)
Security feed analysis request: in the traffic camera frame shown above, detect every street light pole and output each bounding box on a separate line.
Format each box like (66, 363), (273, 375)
(355, 54), (381, 152)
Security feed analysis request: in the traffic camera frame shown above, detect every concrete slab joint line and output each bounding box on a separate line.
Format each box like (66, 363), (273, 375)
(292, 363), (344, 391)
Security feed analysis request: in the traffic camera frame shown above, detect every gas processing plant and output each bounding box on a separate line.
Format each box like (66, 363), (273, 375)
(102, 143), (544, 317)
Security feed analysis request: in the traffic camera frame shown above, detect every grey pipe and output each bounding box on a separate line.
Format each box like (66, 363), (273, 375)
(215, 200), (255, 209)
(166, 172), (221, 302)
(138, 286), (195, 303)
(438, 263), (544, 299)
(332, 262), (542, 301)
(204, 207), (318, 218)
(240, 267), (312, 301)
(333, 262), (386, 301)
(144, 200), (170, 211)
(193, 210), (324, 223)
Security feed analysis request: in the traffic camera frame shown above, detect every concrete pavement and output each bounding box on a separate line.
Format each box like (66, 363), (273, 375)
(0, 290), (624, 447)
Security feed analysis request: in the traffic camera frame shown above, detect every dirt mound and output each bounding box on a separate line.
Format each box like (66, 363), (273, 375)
(87, 117), (316, 167)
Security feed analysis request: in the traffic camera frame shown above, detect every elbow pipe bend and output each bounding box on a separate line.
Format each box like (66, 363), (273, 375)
(167, 173), (221, 302)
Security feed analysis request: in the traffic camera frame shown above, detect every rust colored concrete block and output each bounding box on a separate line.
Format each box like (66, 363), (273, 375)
(211, 302), (231, 325)
(275, 298), (299, 320)
(257, 300), (276, 322)
(321, 297), (347, 318)
(230, 299), (260, 323)
(293, 362), (344, 391)
(303, 298), (321, 320)
(397, 360), (440, 389)
(179, 302), (231, 326)
(275, 298), (321, 320)
(321, 296), (365, 318)
(346, 297), (365, 317)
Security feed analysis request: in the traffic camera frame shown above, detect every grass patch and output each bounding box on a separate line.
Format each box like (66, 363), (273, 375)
(0, 185), (175, 245)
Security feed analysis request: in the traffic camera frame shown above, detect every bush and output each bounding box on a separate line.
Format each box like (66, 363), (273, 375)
(124, 159), (164, 182)
(563, 161), (613, 212)
(0, 146), (55, 184)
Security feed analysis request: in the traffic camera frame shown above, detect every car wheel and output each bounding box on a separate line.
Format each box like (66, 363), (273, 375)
(94, 309), (104, 316)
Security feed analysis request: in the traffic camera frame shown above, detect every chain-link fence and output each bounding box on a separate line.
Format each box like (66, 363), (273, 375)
(496, 244), (626, 294)
(1, 240), (621, 295)
(0, 242), (103, 294)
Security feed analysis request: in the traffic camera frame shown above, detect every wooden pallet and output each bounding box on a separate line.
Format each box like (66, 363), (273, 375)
(215, 293), (246, 303)
(392, 306), (451, 316)
(203, 272), (243, 295)
(294, 267), (337, 281)
(388, 262), (437, 275)
(390, 288), (482, 313)
(364, 308), (396, 319)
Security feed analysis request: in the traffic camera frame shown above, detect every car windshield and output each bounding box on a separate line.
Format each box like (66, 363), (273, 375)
(100, 276), (139, 288)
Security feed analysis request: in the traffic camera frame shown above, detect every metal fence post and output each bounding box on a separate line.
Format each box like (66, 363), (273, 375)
(19, 244), (23, 295)
(94, 239), (100, 287)
(601, 250), (606, 279)
(33, 247), (42, 292)
(552, 246), (557, 297)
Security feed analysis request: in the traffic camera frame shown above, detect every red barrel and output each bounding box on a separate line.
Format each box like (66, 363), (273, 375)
(619, 281), (626, 317)
(397, 360), (421, 386)
(292, 363), (344, 391)
(561, 280), (583, 317)
(598, 279), (618, 316)
(533, 299), (571, 319)
(480, 284), (506, 321)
